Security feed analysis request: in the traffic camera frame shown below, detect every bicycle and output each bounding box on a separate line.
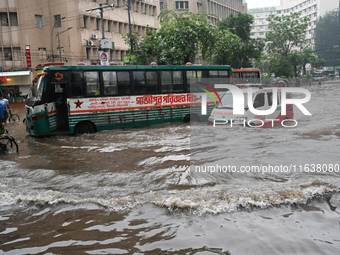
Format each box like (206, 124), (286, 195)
(0, 133), (18, 153)
(8, 109), (20, 122)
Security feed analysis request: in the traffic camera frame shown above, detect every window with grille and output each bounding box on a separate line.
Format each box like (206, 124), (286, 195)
(54, 15), (61, 28)
(4, 48), (12, 61)
(39, 48), (47, 60)
(13, 48), (21, 61)
(35, 14), (43, 28)
(175, 1), (188, 9)
(9, 13), (18, 26)
(0, 12), (8, 26)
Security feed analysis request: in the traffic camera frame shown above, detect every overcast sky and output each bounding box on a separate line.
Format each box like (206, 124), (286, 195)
(246, 0), (281, 9)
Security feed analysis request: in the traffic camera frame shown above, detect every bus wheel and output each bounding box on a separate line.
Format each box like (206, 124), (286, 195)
(74, 122), (95, 135)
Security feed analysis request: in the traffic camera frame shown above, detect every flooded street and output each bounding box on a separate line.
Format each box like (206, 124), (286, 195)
(1, 81), (340, 254)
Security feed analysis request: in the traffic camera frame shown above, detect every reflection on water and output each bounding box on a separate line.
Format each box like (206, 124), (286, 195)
(0, 83), (340, 254)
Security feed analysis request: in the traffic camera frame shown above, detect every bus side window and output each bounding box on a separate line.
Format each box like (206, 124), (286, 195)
(250, 73), (254, 83)
(84, 72), (99, 96)
(196, 71), (202, 81)
(233, 72), (240, 84)
(146, 71), (158, 94)
(71, 72), (85, 97)
(256, 72), (260, 83)
(195, 71), (203, 88)
(103, 71), (117, 96)
(173, 71), (184, 92)
(161, 71), (172, 93)
(186, 71), (196, 87)
(133, 71), (146, 94)
(267, 92), (273, 106)
(253, 93), (265, 108)
(117, 72), (131, 95)
(218, 70), (229, 84)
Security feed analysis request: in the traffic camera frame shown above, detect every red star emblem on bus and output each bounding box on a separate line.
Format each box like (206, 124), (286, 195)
(74, 99), (83, 108)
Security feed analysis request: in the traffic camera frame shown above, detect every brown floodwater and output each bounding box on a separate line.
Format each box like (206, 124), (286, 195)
(1, 82), (340, 254)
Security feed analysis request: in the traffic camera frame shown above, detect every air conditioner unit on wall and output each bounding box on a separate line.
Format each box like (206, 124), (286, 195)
(87, 40), (94, 46)
(92, 34), (98, 40)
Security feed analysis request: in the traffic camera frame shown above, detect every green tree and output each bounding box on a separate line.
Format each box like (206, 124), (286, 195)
(265, 12), (309, 77)
(314, 9), (340, 66)
(298, 47), (325, 74)
(124, 11), (216, 65)
(266, 12), (309, 57)
(217, 12), (253, 42)
(289, 51), (304, 77)
(212, 30), (242, 65)
(215, 13), (264, 67)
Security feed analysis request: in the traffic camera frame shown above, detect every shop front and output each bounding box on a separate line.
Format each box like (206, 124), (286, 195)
(0, 71), (32, 102)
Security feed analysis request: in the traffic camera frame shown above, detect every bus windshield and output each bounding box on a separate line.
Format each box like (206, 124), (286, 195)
(312, 72), (322, 77)
(27, 75), (45, 102)
(217, 93), (248, 109)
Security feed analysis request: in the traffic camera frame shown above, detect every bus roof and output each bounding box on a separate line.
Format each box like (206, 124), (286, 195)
(35, 62), (64, 69)
(42, 65), (232, 72)
(232, 68), (260, 72)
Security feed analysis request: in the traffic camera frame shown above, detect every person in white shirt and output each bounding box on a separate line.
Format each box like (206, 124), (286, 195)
(2, 96), (9, 123)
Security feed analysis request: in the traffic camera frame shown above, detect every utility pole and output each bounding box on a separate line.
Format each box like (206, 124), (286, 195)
(86, 4), (114, 40)
(127, 0), (133, 54)
(50, 16), (65, 62)
(57, 27), (73, 62)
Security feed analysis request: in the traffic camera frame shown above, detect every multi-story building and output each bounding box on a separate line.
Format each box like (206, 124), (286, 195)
(160, 0), (247, 25)
(249, 0), (339, 51)
(0, 0), (159, 96)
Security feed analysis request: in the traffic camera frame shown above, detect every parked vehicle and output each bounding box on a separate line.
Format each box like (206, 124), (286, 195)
(207, 84), (294, 128)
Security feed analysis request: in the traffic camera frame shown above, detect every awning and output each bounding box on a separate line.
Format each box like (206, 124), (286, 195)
(0, 71), (31, 77)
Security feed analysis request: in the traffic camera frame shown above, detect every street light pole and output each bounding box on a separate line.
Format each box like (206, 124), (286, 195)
(56, 27), (72, 62)
(51, 16), (65, 63)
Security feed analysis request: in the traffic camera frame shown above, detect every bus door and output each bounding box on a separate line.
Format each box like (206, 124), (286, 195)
(52, 72), (70, 132)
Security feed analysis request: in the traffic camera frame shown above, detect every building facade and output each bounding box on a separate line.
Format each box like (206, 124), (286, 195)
(0, 0), (160, 96)
(248, 0), (339, 51)
(160, 0), (247, 25)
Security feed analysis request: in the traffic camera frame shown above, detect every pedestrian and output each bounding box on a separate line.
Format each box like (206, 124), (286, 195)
(0, 98), (5, 135)
(0, 98), (4, 122)
(318, 80), (321, 87)
(2, 96), (9, 123)
(309, 78), (311, 86)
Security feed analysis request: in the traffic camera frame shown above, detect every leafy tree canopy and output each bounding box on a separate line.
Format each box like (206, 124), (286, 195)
(214, 13), (264, 67)
(265, 12), (309, 56)
(124, 10), (265, 67)
(314, 9), (340, 66)
(124, 10), (216, 65)
(217, 12), (253, 42)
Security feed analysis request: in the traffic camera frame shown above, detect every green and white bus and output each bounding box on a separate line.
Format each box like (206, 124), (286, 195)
(25, 64), (232, 136)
